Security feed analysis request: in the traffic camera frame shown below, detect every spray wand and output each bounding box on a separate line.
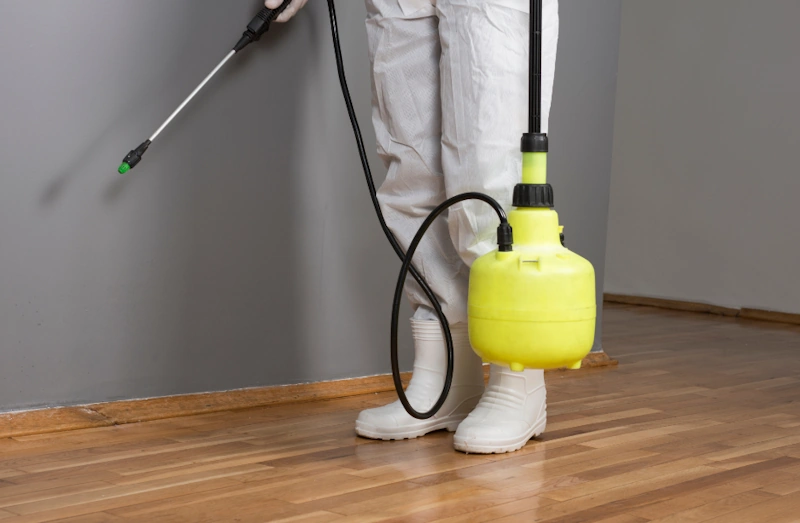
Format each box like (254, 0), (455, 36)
(117, 1), (291, 174)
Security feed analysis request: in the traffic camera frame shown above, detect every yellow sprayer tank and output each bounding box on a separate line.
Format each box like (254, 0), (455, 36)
(468, 153), (596, 371)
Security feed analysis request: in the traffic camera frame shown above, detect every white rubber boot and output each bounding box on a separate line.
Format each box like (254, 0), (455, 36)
(355, 320), (485, 440)
(453, 365), (547, 454)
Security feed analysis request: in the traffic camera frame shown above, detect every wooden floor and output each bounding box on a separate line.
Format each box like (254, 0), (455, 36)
(2, 304), (800, 522)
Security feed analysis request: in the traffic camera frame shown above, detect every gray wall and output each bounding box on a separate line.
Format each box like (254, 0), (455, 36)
(550, 0), (621, 352)
(606, 0), (800, 315)
(0, 0), (620, 412)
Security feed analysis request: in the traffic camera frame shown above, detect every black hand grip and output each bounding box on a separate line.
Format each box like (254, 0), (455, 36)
(233, 1), (293, 52)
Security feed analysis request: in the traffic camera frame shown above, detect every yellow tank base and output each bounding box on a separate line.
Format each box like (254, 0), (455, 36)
(497, 360), (583, 372)
(468, 205), (596, 371)
(469, 316), (596, 370)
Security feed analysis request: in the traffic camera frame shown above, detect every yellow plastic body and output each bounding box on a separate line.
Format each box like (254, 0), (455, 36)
(468, 152), (596, 371)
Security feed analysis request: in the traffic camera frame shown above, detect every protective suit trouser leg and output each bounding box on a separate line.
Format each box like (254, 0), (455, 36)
(365, 0), (469, 324)
(437, 0), (558, 263)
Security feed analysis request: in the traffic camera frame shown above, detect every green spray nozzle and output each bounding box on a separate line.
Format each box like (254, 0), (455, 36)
(118, 140), (151, 174)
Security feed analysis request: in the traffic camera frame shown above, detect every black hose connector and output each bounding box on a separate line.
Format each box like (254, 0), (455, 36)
(521, 132), (548, 153)
(497, 222), (514, 252)
(390, 193), (510, 419)
(233, 1), (292, 52)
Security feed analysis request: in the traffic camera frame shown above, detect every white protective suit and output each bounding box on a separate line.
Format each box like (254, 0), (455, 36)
(357, 0), (559, 454)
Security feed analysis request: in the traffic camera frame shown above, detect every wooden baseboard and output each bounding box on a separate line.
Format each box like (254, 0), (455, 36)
(0, 407), (115, 440)
(605, 293), (800, 326)
(0, 372), (413, 440)
(1, 353), (616, 439)
(604, 293), (740, 317)
(740, 308), (800, 326)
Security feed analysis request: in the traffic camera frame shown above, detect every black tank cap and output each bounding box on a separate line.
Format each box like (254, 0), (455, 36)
(513, 183), (554, 208)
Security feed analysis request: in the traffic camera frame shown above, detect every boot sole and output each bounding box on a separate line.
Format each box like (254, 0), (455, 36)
(354, 391), (484, 441)
(452, 418), (547, 454)
(355, 415), (465, 441)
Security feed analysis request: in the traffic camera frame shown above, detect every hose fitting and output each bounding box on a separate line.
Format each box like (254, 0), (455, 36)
(233, 1), (292, 52)
(497, 222), (514, 252)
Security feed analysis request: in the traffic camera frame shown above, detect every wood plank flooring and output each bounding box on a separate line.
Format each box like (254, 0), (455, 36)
(1, 304), (800, 522)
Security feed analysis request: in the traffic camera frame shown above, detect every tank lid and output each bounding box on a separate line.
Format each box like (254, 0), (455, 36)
(513, 183), (553, 208)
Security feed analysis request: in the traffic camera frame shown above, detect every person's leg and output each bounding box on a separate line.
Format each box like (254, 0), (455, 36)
(437, 0), (559, 453)
(356, 0), (484, 440)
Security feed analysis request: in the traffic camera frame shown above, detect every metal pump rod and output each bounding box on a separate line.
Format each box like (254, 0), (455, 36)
(529, 0), (542, 134)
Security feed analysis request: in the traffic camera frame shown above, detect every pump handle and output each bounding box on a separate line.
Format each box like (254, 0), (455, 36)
(234, 1), (293, 52)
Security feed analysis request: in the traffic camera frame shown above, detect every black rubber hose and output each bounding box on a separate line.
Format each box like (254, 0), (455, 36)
(325, 0), (454, 418)
(391, 193), (509, 419)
